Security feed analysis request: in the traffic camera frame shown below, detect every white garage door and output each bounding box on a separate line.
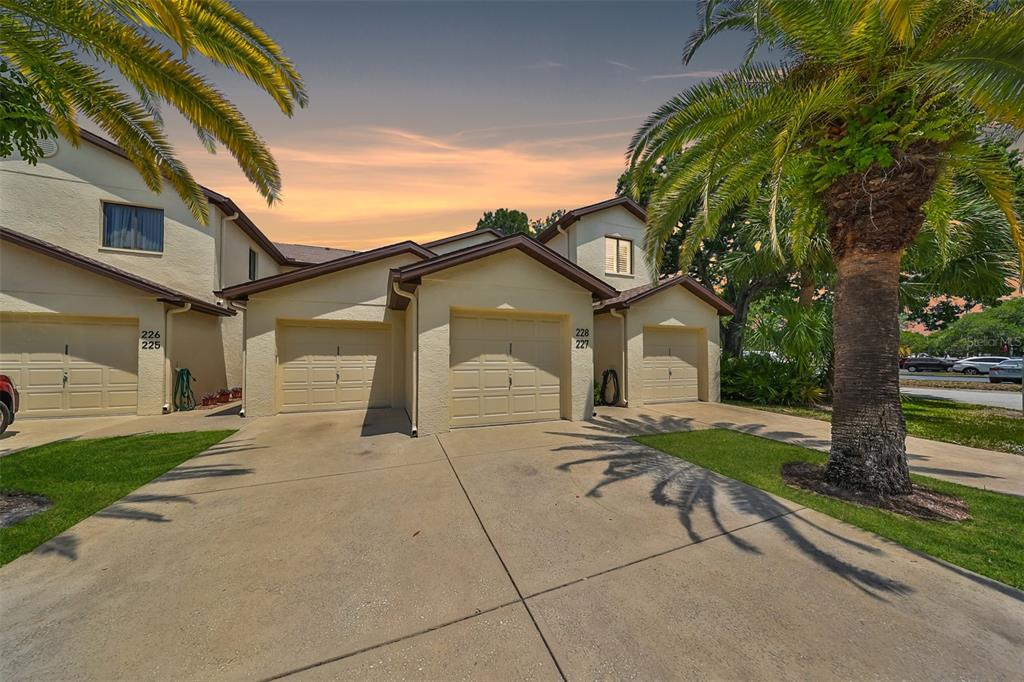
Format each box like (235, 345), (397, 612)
(278, 323), (390, 413)
(450, 313), (562, 428)
(642, 327), (700, 403)
(0, 316), (139, 417)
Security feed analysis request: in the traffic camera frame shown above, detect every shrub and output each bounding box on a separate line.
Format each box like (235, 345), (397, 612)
(721, 354), (826, 406)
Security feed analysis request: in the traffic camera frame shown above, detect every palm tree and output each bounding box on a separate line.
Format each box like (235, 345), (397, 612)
(0, 0), (307, 223)
(627, 0), (1023, 495)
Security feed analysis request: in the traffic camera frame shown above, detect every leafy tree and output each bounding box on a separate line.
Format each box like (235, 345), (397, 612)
(529, 210), (567, 235)
(626, 0), (1024, 495)
(0, 61), (55, 160)
(0, 0), (307, 223)
(899, 330), (931, 355)
(929, 298), (1024, 356)
(476, 208), (530, 236)
(906, 299), (977, 332)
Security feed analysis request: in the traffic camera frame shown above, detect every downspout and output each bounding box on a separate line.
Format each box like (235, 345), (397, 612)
(609, 308), (628, 406)
(391, 281), (418, 437)
(164, 303), (191, 412)
(218, 212), (240, 291)
(227, 300), (248, 417)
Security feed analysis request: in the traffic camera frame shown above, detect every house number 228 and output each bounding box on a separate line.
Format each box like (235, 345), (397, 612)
(574, 328), (590, 349)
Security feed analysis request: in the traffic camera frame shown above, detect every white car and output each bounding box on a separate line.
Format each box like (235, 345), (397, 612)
(950, 356), (1011, 375)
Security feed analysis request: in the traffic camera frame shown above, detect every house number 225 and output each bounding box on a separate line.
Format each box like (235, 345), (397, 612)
(141, 330), (161, 350)
(574, 328), (590, 349)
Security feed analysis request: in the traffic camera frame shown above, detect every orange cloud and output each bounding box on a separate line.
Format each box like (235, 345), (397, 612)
(179, 123), (633, 249)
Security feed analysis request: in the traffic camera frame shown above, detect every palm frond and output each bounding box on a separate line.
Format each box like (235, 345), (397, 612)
(911, 5), (1024, 127)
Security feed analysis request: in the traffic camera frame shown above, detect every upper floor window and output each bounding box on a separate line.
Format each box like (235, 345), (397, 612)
(605, 236), (633, 275)
(248, 248), (258, 281)
(102, 203), (164, 252)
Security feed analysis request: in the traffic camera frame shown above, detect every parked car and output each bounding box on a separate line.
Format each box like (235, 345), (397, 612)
(950, 356), (1012, 375)
(988, 359), (1023, 384)
(0, 374), (19, 434)
(903, 356), (955, 372)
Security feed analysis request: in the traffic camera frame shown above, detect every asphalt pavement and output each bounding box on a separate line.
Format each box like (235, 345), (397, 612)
(901, 385), (1024, 410)
(899, 371), (989, 384)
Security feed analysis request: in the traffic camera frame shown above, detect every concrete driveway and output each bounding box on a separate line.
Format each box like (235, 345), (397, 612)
(1, 407), (1022, 680)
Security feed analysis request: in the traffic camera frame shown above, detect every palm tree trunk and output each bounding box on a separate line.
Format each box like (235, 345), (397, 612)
(821, 141), (942, 495)
(798, 269), (815, 307)
(825, 250), (911, 494)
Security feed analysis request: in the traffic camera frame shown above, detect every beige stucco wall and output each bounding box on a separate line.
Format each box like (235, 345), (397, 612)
(169, 310), (229, 401)
(414, 249), (596, 436)
(561, 206), (656, 289)
(428, 231), (500, 255)
(241, 254), (420, 417)
(622, 286), (722, 406)
(0, 242), (169, 415)
(0, 138), (280, 300)
(218, 215), (282, 289)
(593, 311), (625, 405)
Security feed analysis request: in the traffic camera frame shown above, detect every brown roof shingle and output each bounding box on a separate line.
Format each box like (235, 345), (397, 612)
(274, 242), (358, 265)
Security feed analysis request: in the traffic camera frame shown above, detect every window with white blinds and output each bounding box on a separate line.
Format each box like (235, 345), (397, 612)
(605, 236), (633, 275)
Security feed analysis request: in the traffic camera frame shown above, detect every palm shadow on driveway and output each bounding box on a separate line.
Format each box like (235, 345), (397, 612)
(551, 412), (912, 601)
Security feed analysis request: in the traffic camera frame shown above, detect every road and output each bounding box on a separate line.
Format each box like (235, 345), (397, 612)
(899, 371), (988, 384)
(901, 385), (1023, 410)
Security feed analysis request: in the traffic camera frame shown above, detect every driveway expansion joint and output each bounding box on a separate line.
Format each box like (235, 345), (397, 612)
(522, 505), (807, 601)
(436, 435), (569, 682)
(258, 599), (523, 681)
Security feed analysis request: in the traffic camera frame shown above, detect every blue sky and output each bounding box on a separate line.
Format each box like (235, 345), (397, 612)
(167, 2), (748, 248)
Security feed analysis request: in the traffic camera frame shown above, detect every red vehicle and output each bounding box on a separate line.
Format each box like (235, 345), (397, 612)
(0, 374), (19, 434)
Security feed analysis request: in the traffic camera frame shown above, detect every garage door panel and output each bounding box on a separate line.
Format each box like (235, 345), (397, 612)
(482, 395), (511, 417)
(642, 328), (701, 404)
(278, 323), (391, 413)
(450, 312), (563, 428)
(0, 317), (139, 417)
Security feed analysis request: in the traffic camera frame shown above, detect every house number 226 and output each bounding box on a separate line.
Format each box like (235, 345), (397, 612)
(141, 330), (161, 350)
(574, 328), (590, 349)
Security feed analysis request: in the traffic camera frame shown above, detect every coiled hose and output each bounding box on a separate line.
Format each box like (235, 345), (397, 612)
(172, 368), (197, 412)
(599, 368), (620, 406)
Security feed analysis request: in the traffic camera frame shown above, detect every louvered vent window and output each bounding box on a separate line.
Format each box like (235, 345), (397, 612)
(605, 236), (633, 275)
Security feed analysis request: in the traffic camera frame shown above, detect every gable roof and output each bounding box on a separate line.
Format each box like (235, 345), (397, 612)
(387, 234), (618, 309)
(422, 227), (503, 249)
(218, 241), (435, 299)
(77, 129), (294, 266)
(594, 273), (734, 316)
(535, 196), (647, 244)
(274, 242), (358, 265)
(1, 227), (233, 316)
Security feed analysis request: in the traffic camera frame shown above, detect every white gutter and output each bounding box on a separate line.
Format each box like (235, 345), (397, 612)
(391, 281), (418, 436)
(609, 308), (628, 406)
(164, 302), (191, 412)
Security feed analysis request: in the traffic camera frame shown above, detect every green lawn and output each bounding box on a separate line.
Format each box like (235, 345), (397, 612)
(635, 429), (1024, 590)
(727, 396), (1023, 455)
(0, 430), (235, 565)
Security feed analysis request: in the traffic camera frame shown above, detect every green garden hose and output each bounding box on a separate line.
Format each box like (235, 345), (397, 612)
(172, 368), (197, 412)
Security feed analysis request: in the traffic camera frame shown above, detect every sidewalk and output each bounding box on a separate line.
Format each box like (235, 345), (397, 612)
(646, 401), (1024, 497)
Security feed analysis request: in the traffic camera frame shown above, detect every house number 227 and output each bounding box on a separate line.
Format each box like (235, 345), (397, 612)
(574, 328), (590, 349)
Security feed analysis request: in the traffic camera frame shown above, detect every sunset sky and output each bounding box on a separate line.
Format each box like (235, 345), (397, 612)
(157, 1), (747, 249)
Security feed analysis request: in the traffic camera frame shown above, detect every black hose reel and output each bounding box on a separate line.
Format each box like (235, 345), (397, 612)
(598, 368), (620, 406)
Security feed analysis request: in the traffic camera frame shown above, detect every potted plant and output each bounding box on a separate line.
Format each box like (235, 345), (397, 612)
(230, 386), (242, 400)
